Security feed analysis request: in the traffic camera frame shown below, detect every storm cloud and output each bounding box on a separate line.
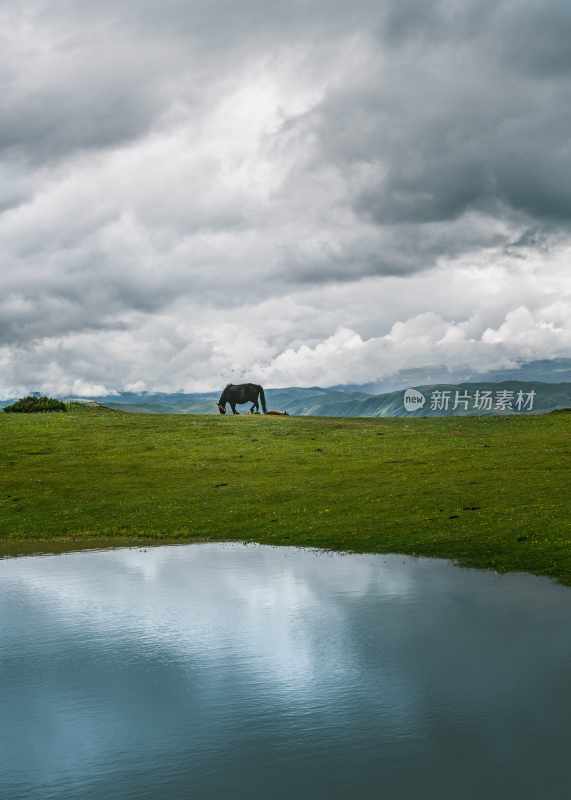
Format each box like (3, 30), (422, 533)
(1, 0), (571, 395)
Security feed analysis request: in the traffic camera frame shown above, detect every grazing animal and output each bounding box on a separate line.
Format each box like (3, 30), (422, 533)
(217, 383), (267, 415)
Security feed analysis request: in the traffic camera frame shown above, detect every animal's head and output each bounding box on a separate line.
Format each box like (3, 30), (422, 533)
(218, 402), (227, 415)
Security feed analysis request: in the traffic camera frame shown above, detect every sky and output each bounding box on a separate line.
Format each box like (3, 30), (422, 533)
(2, 0), (571, 397)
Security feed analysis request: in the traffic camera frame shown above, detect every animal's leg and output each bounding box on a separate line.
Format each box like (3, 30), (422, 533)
(231, 403), (239, 414)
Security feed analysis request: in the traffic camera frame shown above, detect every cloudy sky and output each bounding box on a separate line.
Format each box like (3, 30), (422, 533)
(2, 0), (571, 396)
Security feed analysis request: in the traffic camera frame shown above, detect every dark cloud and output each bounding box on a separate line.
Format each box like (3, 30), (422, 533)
(0, 80), (158, 164)
(279, 0), (571, 233)
(6, 0), (571, 223)
(497, 1), (571, 78)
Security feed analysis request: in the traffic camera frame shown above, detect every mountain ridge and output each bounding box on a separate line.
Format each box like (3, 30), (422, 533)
(56, 379), (571, 417)
(3, 358), (571, 416)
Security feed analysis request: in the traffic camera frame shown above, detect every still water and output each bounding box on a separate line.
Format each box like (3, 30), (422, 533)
(1, 543), (570, 799)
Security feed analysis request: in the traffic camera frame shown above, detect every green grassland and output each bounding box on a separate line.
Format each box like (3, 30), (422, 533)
(1, 405), (570, 584)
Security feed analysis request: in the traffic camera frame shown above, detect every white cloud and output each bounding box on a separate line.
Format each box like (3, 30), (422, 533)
(3, 247), (571, 397)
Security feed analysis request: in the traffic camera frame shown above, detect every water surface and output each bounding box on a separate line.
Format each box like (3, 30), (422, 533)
(1, 543), (570, 799)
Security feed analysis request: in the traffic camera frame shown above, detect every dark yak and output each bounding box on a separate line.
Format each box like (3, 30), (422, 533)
(217, 383), (267, 415)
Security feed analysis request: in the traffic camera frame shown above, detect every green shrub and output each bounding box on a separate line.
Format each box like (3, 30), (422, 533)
(4, 396), (67, 414)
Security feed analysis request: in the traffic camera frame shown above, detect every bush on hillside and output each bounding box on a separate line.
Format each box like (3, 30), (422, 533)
(4, 396), (67, 414)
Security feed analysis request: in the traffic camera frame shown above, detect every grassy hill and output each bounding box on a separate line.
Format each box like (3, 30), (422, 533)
(1, 406), (570, 584)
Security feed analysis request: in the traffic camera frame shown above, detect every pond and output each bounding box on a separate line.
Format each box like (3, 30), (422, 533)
(1, 543), (570, 799)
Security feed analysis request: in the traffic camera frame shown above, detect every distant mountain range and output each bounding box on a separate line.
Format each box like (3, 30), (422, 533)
(88, 380), (571, 417)
(3, 358), (571, 417)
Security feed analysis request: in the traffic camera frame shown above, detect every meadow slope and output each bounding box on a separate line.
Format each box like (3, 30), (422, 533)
(1, 407), (570, 584)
